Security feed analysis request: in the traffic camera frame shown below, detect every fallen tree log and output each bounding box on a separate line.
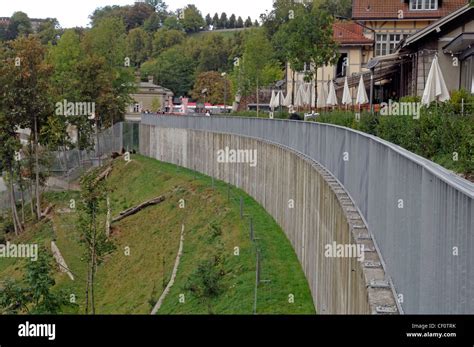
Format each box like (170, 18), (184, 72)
(94, 166), (112, 184)
(112, 196), (165, 224)
(40, 204), (54, 219)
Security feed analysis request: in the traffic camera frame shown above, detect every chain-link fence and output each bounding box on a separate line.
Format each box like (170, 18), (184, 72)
(176, 165), (268, 314)
(0, 122), (140, 212)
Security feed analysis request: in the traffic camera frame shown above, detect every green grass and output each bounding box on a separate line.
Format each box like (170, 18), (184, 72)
(190, 29), (246, 39)
(1, 155), (315, 315)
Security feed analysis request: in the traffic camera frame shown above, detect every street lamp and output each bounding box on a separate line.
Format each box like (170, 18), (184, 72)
(221, 72), (227, 114)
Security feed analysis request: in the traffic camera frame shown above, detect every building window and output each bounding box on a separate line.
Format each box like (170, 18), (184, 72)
(298, 62), (312, 73)
(375, 34), (406, 56)
(133, 103), (141, 113)
(460, 55), (474, 94)
(409, 0), (438, 10)
(336, 53), (348, 78)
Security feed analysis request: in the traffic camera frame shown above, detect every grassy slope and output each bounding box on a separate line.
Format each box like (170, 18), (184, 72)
(0, 155), (315, 314)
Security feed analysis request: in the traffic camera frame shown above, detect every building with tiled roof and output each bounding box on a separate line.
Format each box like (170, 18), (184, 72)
(286, 0), (470, 108)
(333, 22), (374, 45)
(352, 0), (469, 57)
(352, 0), (468, 20)
(286, 20), (374, 105)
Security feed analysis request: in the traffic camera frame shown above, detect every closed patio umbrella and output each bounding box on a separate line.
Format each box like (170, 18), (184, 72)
(317, 82), (328, 108)
(342, 77), (352, 106)
(327, 80), (338, 106)
(304, 83), (312, 106)
(274, 91), (283, 108)
(269, 90), (277, 109)
(294, 84), (305, 108)
(421, 56), (450, 105)
(356, 75), (369, 105)
(282, 90), (292, 107)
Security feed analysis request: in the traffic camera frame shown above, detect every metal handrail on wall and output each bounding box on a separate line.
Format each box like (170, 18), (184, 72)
(141, 114), (474, 314)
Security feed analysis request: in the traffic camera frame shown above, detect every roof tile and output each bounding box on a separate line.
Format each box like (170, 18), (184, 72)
(333, 22), (374, 44)
(352, 0), (468, 19)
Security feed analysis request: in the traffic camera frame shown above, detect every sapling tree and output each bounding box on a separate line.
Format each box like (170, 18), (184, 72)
(0, 248), (74, 314)
(78, 168), (114, 314)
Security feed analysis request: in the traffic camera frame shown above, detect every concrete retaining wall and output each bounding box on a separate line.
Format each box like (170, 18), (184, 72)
(140, 115), (474, 314)
(140, 124), (399, 314)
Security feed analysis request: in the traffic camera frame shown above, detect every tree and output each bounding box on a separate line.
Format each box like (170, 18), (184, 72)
(36, 18), (60, 45)
(0, 22), (8, 41)
(273, 3), (338, 104)
(25, 249), (73, 314)
(79, 168), (114, 314)
(0, 43), (23, 231)
(141, 45), (196, 96)
(244, 17), (253, 28)
(163, 15), (183, 31)
(123, 3), (156, 31)
(229, 14), (236, 29)
(3, 37), (53, 220)
(181, 5), (205, 33)
(47, 29), (87, 155)
(143, 12), (163, 33)
(146, 0), (168, 14)
(126, 28), (151, 67)
(0, 248), (74, 314)
(82, 17), (135, 128)
(0, 114), (23, 234)
(236, 16), (244, 29)
(144, 0), (169, 28)
(89, 6), (121, 27)
(90, 4), (155, 31)
(261, 0), (298, 37)
(195, 34), (233, 73)
(152, 28), (186, 57)
(233, 29), (283, 115)
(212, 13), (220, 28)
(83, 17), (127, 68)
(191, 71), (232, 104)
(315, 0), (352, 17)
(253, 20), (260, 27)
(7, 12), (32, 40)
(219, 13), (228, 29)
(205, 13), (212, 28)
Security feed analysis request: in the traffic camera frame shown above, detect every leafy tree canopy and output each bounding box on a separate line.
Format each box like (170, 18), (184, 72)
(181, 5), (205, 34)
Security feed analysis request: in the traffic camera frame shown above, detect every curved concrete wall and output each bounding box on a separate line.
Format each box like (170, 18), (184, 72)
(139, 124), (399, 314)
(140, 115), (474, 314)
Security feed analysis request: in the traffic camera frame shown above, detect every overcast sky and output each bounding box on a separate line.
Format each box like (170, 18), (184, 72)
(0, 0), (274, 28)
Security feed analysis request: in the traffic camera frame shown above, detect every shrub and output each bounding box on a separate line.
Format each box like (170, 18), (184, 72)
(400, 95), (421, 103)
(356, 112), (379, 135)
(377, 115), (419, 153)
(185, 255), (225, 313)
(314, 104), (473, 176)
(0, 213), (14, 236)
